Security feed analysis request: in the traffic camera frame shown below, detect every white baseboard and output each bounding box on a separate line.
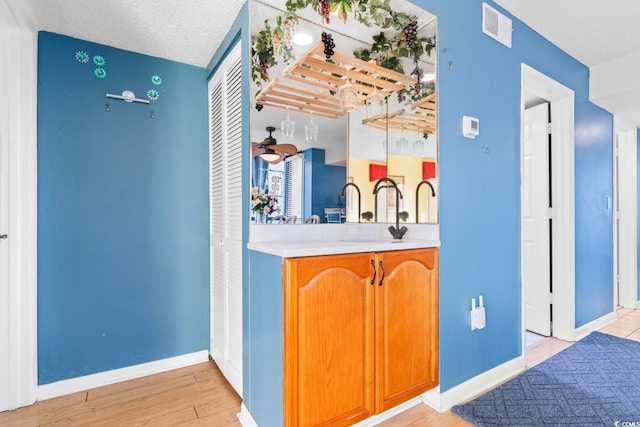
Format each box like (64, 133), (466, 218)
(37, 350), (209, 401)
(573, 311), (618, 341)
(238, 403), (259, 427)
(422, 356), (525, 413)
(237, 398), (421, 427)
(351, 397), (422, 426)
(238, 356), (524, 425)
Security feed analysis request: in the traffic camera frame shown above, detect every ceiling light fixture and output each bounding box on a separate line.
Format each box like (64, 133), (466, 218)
(259, 148), (282, 162)
(421, 72), (436, 82)
(292, 31), (314, 46)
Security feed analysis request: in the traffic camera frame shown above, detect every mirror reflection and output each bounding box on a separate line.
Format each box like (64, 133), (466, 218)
(249, 0), (437, 225)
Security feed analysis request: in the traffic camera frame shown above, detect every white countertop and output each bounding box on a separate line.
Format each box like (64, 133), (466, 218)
(247, 223), (440, 258)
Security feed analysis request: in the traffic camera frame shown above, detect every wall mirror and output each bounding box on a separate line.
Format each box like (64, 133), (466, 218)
(249, 0), (437, 225)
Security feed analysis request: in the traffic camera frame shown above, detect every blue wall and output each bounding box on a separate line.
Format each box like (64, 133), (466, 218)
(205, 0), (616, 407)
(246, 251), (283, 427)
(303, 148), (346, 222)
(411, 0), (613, 390)
(574, 103), (614, 326)
(37, 32), (209, 384)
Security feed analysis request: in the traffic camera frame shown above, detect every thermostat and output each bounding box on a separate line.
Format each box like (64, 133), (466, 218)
(463, 116), (479, 138)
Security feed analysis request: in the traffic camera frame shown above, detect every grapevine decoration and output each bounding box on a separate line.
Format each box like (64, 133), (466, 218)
(321, 31), (335, 60)
(320, 0), (331, 24)
(252, 0), (436, 106)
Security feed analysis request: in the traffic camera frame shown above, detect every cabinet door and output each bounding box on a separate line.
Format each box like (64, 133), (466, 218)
(375, 248), (438, 412)
(284, 253), (375, 427)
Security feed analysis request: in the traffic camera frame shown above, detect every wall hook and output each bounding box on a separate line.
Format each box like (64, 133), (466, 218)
(150, 110), (155, 119)
(106, 90), (150, 104)
(105, 102), (110, 112)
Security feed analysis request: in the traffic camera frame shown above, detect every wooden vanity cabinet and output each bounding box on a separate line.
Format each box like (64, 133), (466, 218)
(283, 248), (438, 426)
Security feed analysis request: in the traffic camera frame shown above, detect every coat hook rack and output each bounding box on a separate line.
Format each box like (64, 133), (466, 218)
(106, 90), (150, 104)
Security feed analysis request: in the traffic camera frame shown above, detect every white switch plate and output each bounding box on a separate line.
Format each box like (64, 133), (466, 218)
(463, 116), (479, 138)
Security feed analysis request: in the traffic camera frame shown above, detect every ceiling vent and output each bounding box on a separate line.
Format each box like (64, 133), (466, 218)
(482, 2), (512, 48)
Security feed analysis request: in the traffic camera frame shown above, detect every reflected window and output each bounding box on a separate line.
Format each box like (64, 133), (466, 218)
(285, 157), (303, 220)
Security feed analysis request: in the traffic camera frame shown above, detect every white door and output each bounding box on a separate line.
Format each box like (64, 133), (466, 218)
(209, 42), (243, 396)
(0, 103), (10, 411)
(523, 102), (551, 336)
(615, 122), (638, 308)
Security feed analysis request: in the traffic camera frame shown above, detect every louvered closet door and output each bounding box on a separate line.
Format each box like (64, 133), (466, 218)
(209, 42), (243, 396)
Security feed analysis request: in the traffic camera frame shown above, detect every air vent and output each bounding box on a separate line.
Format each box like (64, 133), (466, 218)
(482, 3), (512, 48)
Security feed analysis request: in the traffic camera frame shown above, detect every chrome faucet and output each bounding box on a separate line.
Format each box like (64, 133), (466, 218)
(339, 182), (361, 223)
(373, 177), (407, 240)
(415, 180), (436, 223)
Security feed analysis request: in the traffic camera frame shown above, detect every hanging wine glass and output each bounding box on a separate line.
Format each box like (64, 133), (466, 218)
(367, 74), (384, 117)
(280, 107), (295, 139)
(412, 133), (424, 155)
(339, 66), (358, 112)
(305, 111), (319, 142)
(396, 126), (408, 154)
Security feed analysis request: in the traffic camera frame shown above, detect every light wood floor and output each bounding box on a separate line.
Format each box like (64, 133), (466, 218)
(2, 308), (638, 427)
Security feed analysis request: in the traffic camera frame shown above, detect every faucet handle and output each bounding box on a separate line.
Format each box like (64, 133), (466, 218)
(387, 225), (408, 240)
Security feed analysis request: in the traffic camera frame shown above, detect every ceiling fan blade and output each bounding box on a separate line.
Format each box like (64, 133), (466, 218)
(251, 141), (266, 158)
(272, 143), (299, 156)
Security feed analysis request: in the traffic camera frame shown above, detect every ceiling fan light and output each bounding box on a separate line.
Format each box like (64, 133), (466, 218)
(259, 149), (281, 162)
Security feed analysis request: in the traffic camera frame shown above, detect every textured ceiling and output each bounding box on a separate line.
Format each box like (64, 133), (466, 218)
(495, 0), (640, 67)
(17, 1), (640, 123)
(23, 0), (246, 67)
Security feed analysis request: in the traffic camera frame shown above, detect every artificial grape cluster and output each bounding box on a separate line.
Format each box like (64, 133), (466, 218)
(414, 77), (422, 93)
(403, 20), (418, 50)
(322, 31), (335, 60)
(259, 59), (270, 81)
(397, 90), (405, 103)
(320, 0), (331, 24)
(255, 103), (264, 112)
(329, 90), (336, 96)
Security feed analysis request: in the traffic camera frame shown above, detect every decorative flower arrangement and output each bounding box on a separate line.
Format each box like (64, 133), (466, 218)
(251, 187), (280, 217)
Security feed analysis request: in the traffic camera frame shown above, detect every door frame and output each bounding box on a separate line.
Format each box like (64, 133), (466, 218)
(520, 64), (576, 343)
(613, 118), (638, 308)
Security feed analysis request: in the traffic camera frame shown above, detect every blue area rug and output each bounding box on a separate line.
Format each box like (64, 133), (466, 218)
(452, 331), (640, 426)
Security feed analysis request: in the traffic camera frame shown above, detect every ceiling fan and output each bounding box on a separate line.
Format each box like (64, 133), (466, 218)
(251, 126), (299, 164)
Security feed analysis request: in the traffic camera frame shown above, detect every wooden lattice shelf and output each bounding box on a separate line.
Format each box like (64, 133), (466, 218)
(362, 92), (437, 135)
(255, 43), (437, 134)
(255, 42), (415, 118)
